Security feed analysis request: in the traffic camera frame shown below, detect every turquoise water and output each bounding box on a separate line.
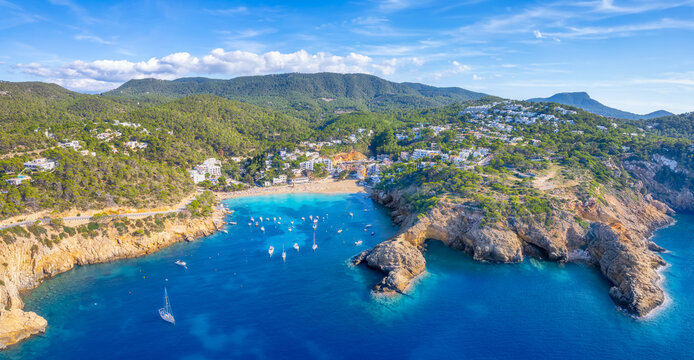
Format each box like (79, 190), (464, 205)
(2, 194), (693, 359)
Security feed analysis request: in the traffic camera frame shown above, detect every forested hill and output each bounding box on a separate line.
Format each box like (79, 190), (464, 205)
(527, 92), (672, 120)
(104, 73), (487, 120)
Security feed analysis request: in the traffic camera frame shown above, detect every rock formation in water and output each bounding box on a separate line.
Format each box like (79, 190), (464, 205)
(0, 212), (221, 349)
(354, 187), (674, 317)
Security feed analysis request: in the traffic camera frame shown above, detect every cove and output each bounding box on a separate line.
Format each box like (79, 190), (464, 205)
(2, 194), (693, 359)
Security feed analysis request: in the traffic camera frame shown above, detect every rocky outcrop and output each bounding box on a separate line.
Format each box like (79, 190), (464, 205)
(0, 212), (220, 350)
(623, 159), (694, 211)
(587, 222), (666, 316)
(355, 188), (672, 317)
(0, 310), (47, 350)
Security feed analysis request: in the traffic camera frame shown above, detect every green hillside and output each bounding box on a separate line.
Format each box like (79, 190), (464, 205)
(104, 73), (487, 120)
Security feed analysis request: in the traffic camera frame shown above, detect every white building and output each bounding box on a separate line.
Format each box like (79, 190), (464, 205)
(412, 149), (441, 160)
(24, 158), (56, 171)
(6, 175), (31, 185)
(195, 158), (222, 178)
(272, 175), (287, 185)
(189, 170), (206, 184)
(290, 177), (310, 184)
(125, 141), (148, 150)
(58, 141), (81, 150)
(300, 158), (333, 171)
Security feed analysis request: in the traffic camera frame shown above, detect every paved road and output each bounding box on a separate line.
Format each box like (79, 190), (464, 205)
(0, 208), (187, 230)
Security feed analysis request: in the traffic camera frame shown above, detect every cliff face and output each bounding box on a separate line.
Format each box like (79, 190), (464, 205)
(623, 158), (694, 211)
(0, 214), (219, 350)
(355, 188), (673, 317)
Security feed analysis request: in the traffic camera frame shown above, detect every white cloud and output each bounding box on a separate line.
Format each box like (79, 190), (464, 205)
(452, 61), (471, 72)
(74, 34), (112, 45)
(14, 49), (411, 91)
(472, 74), (484, 80)
(432, 60), (471, 80)
(203, 7), (248, 16)
(533, 30), (543, 38)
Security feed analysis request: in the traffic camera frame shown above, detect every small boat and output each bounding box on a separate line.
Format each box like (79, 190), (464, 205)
(248, 222), (252, 226)
(354, 240), (363, 246)
(230, 222), (237, 225)
(309, 215), (313, 220)
(282, 245), (286, 262)
(277, 221), (281, 225)
(288, 228), (292, 232)
(371, 232), (375, 236)
(301, 217), (305, 221)
(312, 224), (317, 230)
(174, 260), (187, 269)
(337, 229), (343, 234)
(260, 217), (264, 222)
(273, 217), (276, 221)
(158, 287), (175, 325)
(251, 217), (254, 222)
(222, 230), (228, 234)
(365, 224), (372, 228)
(293, 243), (300, 252)
(279, 217), (282, 220)
(260, 226), (265, 232)
(349, 212), (353, 217)
(255, 222), (259, 227)
(290, 221), (294, 225)
(268, 246), (274, 257)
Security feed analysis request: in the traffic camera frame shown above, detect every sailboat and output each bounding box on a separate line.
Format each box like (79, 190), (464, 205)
(293, 243), (300, 252)
(354, 240), (363, 246)
(312, 234), (318, 252)
(349, 212), (353, 217)
(158, 287), (175, 325)
(337, 229), (343, 234)
(260, 226), (265, 232)
(282, 244), (286, 262)
(268, 246), (274, 257)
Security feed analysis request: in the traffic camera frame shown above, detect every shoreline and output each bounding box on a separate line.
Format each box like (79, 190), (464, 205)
(216, 179), (367, 201)
(0, 181), (366, 351)
(0, 206), (224, 350)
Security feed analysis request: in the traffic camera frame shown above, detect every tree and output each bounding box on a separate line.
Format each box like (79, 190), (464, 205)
(370, 128), (395, 155)
(312, 163), (328, 179)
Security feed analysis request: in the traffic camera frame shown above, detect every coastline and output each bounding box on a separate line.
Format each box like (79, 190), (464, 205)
(0, 180), (367, 351)
(0, 207), (224, 350)
(216, 179), (366, 201)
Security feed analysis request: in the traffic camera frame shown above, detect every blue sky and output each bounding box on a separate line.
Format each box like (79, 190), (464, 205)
(2, 0), (694, 114)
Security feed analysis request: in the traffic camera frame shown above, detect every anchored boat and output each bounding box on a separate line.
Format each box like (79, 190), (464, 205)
(158, 287), (175, 325)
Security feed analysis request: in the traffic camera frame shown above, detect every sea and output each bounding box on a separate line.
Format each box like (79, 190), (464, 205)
(2, 193), (693, 359)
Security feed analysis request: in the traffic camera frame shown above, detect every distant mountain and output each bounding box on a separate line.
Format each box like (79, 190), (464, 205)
(527, 92), (672, 120)
(104, 73), (487, 120)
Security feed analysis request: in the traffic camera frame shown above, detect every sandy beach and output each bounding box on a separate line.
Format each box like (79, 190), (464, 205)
(215, 179), (367, 200)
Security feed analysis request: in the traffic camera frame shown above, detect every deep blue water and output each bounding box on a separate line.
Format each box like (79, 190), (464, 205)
(2, 194), (693, 359)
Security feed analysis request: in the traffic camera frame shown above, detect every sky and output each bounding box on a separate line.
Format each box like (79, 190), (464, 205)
(2, 0), (694, 114)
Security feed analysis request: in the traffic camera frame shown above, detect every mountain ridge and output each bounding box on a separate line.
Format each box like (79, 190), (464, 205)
(103, 73), (488, 120)
(527, 91), (672, 120)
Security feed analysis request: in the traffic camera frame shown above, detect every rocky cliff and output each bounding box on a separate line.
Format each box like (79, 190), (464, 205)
(0, 213), (220, 350)
(354, 188), (673, 317)
(623, 157), (694, 211)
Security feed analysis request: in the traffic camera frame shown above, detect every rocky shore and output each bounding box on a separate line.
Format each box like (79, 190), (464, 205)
(0, 209), (223, 350)
(354, 187), (675, 317)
